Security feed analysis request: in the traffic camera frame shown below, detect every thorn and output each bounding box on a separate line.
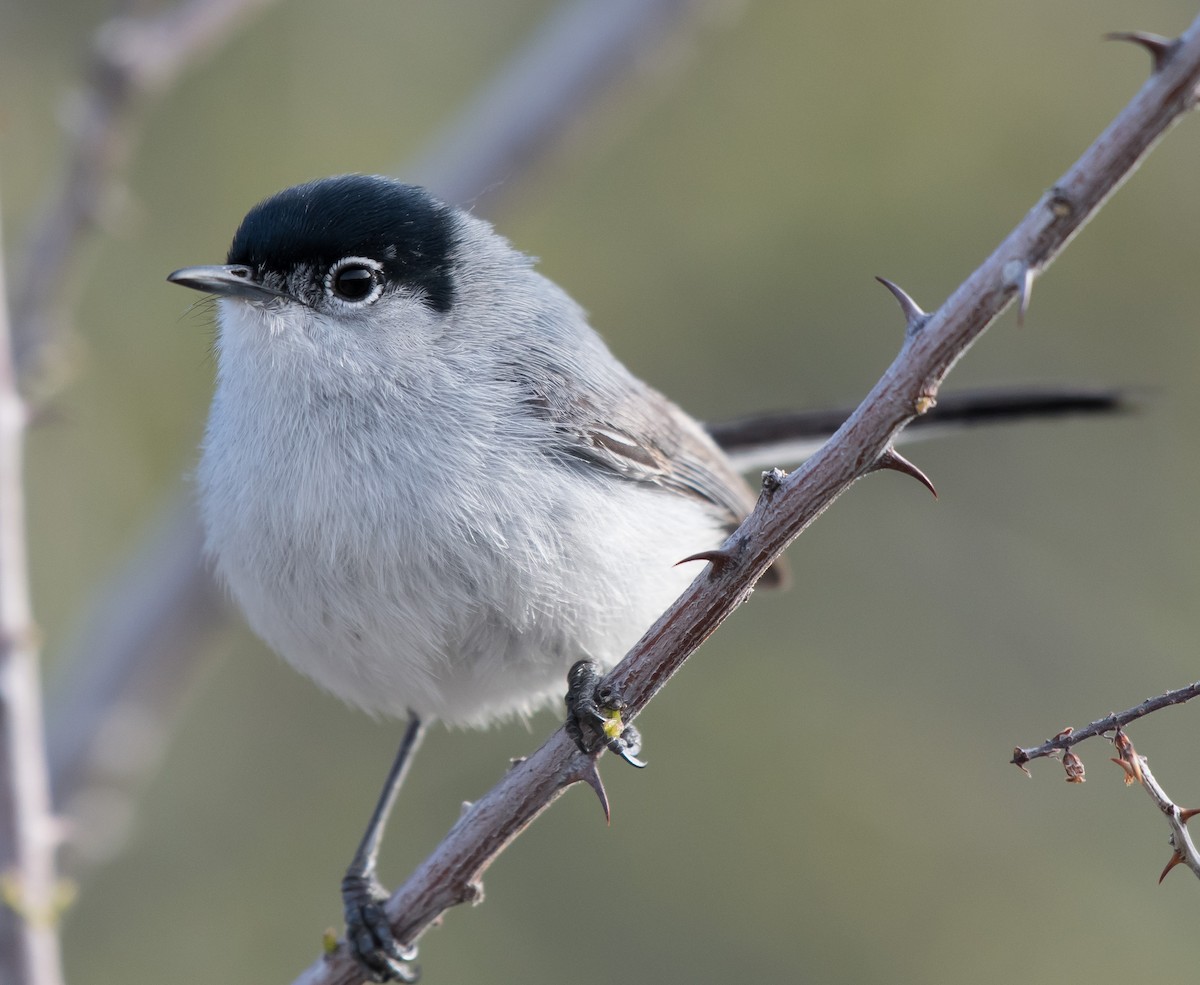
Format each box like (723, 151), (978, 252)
(1017, 264), (1035, 326)
(1180, 807), (1200, 824)
(1106, 31), (1176, 72)
(1110, 755), (1143, 785)
(676, 548), (736, 575)
(875, 276), (928, 332)
(1158, 851), (1185, 884)
(1002, 260), (1037, 325)
(873, 447), (937, 498)
(581, 761), (611, 824)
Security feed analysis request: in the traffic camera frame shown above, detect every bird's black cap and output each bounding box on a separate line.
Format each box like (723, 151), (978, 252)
(227, 174), (459, 312)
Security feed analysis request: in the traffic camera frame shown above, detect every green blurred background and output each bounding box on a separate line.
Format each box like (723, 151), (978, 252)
(4, 1), (1200, 982)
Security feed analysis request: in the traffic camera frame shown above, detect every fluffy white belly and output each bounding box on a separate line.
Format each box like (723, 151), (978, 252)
(203, 442), (725, 726)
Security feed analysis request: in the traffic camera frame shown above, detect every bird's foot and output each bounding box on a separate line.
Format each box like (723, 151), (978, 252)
(564, 659), (646, 768)
(341, 870), (419, 983)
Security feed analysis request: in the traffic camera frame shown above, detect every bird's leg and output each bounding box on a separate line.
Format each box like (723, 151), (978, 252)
(342, 714), (425, 983)
(564, 660), (646, 768)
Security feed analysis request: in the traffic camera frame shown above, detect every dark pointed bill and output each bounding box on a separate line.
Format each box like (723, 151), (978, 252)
(167, 264), (287, 302)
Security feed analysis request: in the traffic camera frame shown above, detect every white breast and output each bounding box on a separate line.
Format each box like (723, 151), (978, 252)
(199, 298), (727, 726)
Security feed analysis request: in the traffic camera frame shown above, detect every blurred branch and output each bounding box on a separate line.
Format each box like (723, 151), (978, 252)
(46, 502), (225, 866)
(0, 182), (66, 984)
(21, 0), (275, 861)
(408, 0), (733, 210)
(12, 0), (280, 390)
(290, 15), (1200, 985)
(46, 0), (740, 850)
(1011, 680), (1200, 770)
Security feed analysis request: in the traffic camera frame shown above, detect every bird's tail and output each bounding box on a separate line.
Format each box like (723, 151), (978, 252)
(706, 385), (1134, 472)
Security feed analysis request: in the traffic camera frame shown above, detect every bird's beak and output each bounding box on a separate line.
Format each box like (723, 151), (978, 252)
(167, 264), (288, 302)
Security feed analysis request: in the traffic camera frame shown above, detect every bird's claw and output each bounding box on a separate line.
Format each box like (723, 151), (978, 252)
(342, 871), (419, 983)
(564, 660), (646, 768)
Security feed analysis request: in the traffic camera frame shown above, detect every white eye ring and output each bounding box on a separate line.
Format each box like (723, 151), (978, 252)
(325, 256), (385, 305)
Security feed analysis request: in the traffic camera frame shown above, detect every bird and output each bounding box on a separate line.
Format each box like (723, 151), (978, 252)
(167, 173), (1123, 980)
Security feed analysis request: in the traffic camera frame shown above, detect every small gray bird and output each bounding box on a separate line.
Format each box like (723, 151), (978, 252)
(168, 174), (1122, 981)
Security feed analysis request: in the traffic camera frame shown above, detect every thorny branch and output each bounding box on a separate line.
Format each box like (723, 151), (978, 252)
(1011, 679), (1200, 768)
(1012, 684), (1200, 888)
(1110, 731), (1200, 885)
(288, 16), (1200, 985)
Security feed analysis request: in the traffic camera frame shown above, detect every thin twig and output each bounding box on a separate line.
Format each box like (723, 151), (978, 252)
(0, 178), (66, 985)
(287, 14), (1200, 985)
(1011, 680), (1200, 769)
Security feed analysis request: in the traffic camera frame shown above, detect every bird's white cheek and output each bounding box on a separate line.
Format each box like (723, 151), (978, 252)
(215, 299), (322, 369)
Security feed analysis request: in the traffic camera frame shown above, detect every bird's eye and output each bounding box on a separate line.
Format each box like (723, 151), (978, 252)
(325, 257), (384, 304)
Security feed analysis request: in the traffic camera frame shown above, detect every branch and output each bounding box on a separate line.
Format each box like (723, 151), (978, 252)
(45, 501), (224, 834)
(1011, 679), (1200, 769)
(1011, 687), (1200, 884)
(289, 16), (1200, 985)
(406, 0), (728, 210)
(14, 0), (276, 872)
(11, 0), (280, 390)
(0, 179), (66, 985)
(1110, 731), (1200, 883)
